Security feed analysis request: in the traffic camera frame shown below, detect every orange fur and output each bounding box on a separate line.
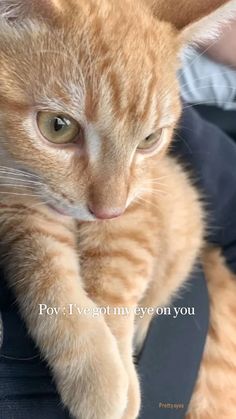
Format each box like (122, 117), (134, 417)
(187, 249), (236, 419)
(0, 1), (235, 418)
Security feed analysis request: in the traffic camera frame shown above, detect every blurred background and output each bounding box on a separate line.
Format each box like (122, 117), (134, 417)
(179, 20), (236, 142)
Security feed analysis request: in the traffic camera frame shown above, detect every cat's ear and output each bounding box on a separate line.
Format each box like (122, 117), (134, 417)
(179, 0), (236, 44)
(145, 0), (236, 44)
(0, 0), (64, 22)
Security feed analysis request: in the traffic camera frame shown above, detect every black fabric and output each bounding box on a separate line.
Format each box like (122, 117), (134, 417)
(174, 106), (236, 274)
(0, 268), (208, 419)
(0, 106), (236, 418)
(194, 105), (236, 141)
(138, 267), (208, 419)
(0, 279), (70, 419)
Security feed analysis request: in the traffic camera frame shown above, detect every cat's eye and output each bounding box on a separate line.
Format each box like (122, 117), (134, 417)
(138, 129), (163, 151)
(37, 112), (80, 144)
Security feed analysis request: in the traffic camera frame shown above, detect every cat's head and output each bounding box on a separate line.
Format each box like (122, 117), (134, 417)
(0, 0), (235, 221)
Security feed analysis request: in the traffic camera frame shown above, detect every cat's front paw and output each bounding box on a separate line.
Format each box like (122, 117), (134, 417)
(54, 322), (129, 419)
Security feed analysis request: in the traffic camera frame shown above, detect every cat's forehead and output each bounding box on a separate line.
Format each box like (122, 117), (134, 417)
(43, 18), (177, 118)
(0, 2), (179, 132)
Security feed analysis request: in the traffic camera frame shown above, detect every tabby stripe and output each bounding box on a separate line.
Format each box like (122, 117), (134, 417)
(82, 249), (146, 267)
(1, 226), (75, 251)
(0, 204), (54, 223)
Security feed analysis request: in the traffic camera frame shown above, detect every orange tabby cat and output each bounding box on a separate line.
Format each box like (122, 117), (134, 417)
(0, 1), (235, 418)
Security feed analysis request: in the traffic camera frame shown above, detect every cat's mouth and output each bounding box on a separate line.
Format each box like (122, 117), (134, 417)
(43, 185), (128, 221)
(45, 199), (97, 222)
(46, 200), (125, 222)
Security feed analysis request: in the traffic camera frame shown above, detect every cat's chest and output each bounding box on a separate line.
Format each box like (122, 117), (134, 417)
(75, 217), (161, 304)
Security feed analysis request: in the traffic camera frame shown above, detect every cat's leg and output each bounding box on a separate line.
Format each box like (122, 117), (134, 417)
(85, 279), (143, 418)
(78, 214), (159, 419)
(104, 311), (140, 419)
(0, 207), (128, 419)
(186, 249), (236, 419)
(83, 275), (151, 418)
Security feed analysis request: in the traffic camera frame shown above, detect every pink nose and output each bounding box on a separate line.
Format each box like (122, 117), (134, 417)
(88, 204), (124, 220)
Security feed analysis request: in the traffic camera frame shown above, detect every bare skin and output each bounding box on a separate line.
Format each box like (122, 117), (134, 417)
(204, 21), (236, 68)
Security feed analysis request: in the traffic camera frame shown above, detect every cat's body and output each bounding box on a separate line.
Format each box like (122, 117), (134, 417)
(0, 154), (203, 418)
(0, 0), (235, 418)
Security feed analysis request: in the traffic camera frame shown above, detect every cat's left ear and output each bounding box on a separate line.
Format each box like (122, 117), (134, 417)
(0, 0), (65, 22)
(179, 0), (236, 44)
(144, 0), (236, 44)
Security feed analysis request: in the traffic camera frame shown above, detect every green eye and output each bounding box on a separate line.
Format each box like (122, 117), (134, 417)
(138, 129), (163, 151)
(37, 112), (80, 144)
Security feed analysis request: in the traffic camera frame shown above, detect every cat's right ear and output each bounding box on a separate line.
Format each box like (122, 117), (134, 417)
(0, 0), (65, 23)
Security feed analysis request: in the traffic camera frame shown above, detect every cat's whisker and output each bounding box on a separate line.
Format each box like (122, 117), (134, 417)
(142, 180), (167, 187)
(0, 169), (37, 176)
(166, 38), (227, 93)
(0, 162), (42, 179)
(182, 84), (236, 92)
(175, 133), (193, 153)
(0, 175), (42, 185)
(182, 100), (236, 109)
(139, 190), (167, 198)
(160, 72), (235, 115)
(184, 41), (223, 69)
(136, 196), (160, 211)
(28, 201), (50, 210)
(16, 199), (52, 215)
(0, 198), (52, 218)
(150, 175), (171, 180)
(174, 125), (197, 134)
(139, 186), (168, 196)
(0, 191), (41, 197)
(0, 183), (38, 189)
(152, 189), (169, 196)
(0, 166), (41, 179)
(179, 71), (236, 90)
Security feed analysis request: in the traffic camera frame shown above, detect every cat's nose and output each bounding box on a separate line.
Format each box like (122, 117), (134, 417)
(88, 204), (124, 220)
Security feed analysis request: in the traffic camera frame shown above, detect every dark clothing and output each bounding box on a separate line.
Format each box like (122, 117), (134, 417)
(174, 106), (236, 274)
(0, 106), (236, 419)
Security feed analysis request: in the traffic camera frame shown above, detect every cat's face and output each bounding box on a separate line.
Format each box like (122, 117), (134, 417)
(0, 0), (182, 220)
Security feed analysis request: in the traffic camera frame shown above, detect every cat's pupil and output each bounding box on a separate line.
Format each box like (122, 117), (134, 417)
(53, 117), (67, 132)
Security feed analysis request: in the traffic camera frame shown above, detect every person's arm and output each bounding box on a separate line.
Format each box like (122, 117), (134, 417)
(204, 22), (236, 69)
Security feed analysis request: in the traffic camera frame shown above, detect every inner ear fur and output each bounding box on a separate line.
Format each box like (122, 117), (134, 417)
(143, 0), (232, 29)
(0, 0), (66, 22)
(143, 0), (236, 44)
